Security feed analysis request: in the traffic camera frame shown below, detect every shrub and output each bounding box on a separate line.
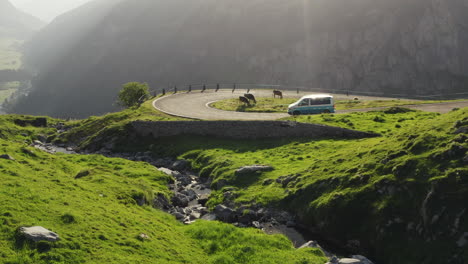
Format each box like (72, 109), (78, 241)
(373, 116), (386, 122)
(117, 82), (150, 108)
(61, 213), (76, 224)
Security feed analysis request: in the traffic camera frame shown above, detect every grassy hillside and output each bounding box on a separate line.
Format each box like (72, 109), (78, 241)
(7, 101), (465, 264)
(56, 99), (186, 150)
(0, 38), (22, 70)
(0, 114), (327, 264)
(97, 106), (466, 264)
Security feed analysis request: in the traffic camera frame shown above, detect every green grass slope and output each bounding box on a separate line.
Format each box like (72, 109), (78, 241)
(0, 38), (22, 70)
(119, 107), (466, 264)
(57, 100), (186, 150)
(0, 115), (327, 264)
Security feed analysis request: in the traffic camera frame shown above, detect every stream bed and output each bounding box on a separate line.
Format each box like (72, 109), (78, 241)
(34, 142), (374, 264)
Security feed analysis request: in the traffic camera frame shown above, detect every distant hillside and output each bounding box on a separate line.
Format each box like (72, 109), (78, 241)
(0, 0), (43, 39)
(11, 0), (468, 118)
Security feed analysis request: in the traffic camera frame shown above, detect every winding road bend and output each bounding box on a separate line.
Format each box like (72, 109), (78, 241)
(153, 89), (468, 120)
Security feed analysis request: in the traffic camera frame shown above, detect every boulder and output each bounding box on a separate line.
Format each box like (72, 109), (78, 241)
(351, 255), (375, 264)
(171, 193), (190, 207)
(158, 167), (175, 176)
(153, 194), (172, 210)
(252, 221), (262, 229)
(197, 194), (210, 206)
(201, 213), (217, 221)
(215, 179), (228, 190)
(214, 205), (237, 222)
(454, 126), (468, 134)
(238, 210), (257, 224)
(19, 226), (59, 242)
(338, 259), (361, 264)
(299, 240), (331, 257)
(0, 154), (14, 160)
(173, 212), (185, 220)
(181, 189), (197, 201)
(138, 233), (150, 240)
(173, 172), (193, 186)
(153, 158), (173, 168)
(14, 118), (47, 127)
(190, 211), (201, 220)
(171, 160), (190, 171)
(235, 165), (274, 175)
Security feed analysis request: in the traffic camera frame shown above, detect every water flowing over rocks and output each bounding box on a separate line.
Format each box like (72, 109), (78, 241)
(39, 145), (376, 263)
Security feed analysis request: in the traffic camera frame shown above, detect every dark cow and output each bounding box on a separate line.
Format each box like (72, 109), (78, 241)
(239, 96), (251, 106)
(244, 93), (257, 104)
(273, 90), (283, 99)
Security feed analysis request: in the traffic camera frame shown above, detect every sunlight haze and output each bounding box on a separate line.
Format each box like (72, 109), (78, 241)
(9, 0), (93, 22)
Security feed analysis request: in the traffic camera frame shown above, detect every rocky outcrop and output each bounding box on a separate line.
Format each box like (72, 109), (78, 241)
(235, 165), (274, 175)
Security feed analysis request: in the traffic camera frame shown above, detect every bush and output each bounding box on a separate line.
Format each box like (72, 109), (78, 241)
(61, 213), (76, 224)
(117, 82), (150, 108)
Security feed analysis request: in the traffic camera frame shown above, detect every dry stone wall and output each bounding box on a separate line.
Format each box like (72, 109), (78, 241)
(130, 121), (379, 140)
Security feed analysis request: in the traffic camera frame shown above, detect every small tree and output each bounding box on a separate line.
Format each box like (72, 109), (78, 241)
(118, 82), (150, 108)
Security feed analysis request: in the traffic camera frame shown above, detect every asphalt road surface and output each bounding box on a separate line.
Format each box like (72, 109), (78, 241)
(153, 89), (468, 120)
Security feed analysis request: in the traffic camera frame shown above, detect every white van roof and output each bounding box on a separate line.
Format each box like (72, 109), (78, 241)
(300, 94), (333, 99)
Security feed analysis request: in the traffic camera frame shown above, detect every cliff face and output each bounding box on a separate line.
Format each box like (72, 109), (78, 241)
(11, 0), (468, 118)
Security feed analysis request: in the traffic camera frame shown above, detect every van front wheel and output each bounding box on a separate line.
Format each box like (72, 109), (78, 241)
(293, 111), (301, 116)
(322, 109), (331, 114)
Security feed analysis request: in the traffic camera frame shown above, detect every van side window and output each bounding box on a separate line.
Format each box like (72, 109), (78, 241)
(299, 99), (310, 106)
(311, 98), (331, 105)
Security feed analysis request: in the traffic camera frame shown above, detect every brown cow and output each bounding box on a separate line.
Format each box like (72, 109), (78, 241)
(244, 93), (257, 104)
(239, 96), (251, 106)
(273, 90), (283, 99)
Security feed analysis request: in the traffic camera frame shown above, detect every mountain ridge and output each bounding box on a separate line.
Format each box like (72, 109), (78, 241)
(11, 0), (468, 118)
(0, 0), (44, 39)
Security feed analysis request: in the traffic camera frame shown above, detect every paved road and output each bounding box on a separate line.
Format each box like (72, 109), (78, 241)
(153, 89), (468, 120)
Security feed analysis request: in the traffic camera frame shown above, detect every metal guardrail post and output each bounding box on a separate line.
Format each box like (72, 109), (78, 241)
(216, 84), (220, 92)
(201, 85), (206, 93)
(174, 86), (177, 94)
(188, 85), (192, 93)
(247, 88), (250, 94)
(232, 83), (236, 93)
(162, 89), (166, 96)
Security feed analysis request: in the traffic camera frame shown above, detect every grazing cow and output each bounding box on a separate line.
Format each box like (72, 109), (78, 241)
(244, 93), (257, 104)
(273, 90), (283, 99)
(239, 96), (251, 106)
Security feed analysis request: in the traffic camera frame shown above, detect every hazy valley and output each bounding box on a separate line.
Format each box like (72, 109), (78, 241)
(0, 1), (467, 264)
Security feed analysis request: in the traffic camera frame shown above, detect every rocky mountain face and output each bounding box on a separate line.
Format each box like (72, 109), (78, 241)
(10, 0), (468, 118)
(0, 0), (43, 39)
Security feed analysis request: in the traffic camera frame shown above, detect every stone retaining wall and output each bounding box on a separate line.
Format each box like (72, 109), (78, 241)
(130, 121), (379, 140)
